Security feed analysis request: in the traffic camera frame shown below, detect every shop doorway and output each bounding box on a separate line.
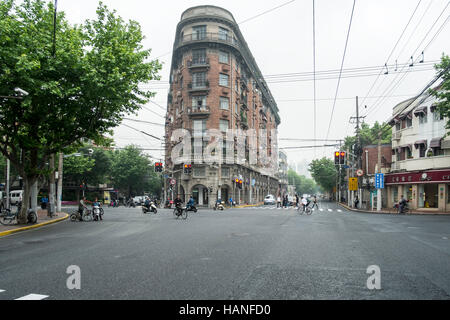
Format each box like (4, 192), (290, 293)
(418, 184), (438, 208)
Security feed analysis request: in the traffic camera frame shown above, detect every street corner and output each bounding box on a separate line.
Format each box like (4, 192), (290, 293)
(0, 212), (69, 238)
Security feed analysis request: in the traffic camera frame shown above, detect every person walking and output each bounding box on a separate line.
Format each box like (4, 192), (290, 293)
(295, 194), (299, 208)
(277, 195), (281, 208)
(311, 195), (319, 210)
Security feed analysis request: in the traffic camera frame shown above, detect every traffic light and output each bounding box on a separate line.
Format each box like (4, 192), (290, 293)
(184, 164), (192, 174)
(334, 151), (340, 165)
(235, 178), (243, 189)
(339, 151), (346, 165)
(154, 162), (163, 172)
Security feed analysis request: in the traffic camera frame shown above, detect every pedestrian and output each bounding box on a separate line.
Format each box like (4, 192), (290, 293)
(229, 197), (233, 207)
(277, 195), (281, 208)
(354, 196), (359, 208)
(284, 195), (288, 208)
(295, 194), (299, 208)
(311, 195), (319, 210)
(398, 195), (407, 214)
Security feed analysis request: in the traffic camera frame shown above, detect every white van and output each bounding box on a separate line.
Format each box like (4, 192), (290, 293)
(10, 190), (23, 205)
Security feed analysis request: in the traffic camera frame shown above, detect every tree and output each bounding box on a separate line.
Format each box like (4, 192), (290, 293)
(430, 54), (450, 133)
(308, 158), (337, 192)
(110, 145), (160, 198)
(343, 121), (392, 153)
(0, 0), (161, 223)
(287, 169), (317, 195)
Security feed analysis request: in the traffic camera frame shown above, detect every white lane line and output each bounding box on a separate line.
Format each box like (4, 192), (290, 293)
(15, 294), (49, 300)
(337, 209), (342, 212)
(319, 209), (324, 212)
(0, 289), (5, 293)
(328, 209), (332, 212)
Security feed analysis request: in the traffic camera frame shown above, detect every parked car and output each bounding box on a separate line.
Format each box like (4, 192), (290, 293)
(264, 194), (276, 205)
(133, 196), (145, 205)
(10, 190), (23, 205)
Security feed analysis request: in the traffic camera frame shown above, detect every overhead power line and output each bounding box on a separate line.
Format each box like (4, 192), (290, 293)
(238, 0), (297, 24)
(123, 118), (165, 127)
(324, 0), (356, 148)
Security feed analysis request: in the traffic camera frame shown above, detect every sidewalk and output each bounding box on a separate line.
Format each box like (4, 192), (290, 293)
(0, 209), (69, 237)
(338, 202), (450, 215)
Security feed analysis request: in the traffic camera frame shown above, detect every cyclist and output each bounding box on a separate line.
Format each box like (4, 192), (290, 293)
(174, 195), (183, 214)
(300, 197), (308, 212)
(187, 196), (195, 210)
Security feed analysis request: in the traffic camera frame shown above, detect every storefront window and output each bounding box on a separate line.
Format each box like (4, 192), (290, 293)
(406, 185), (413, 201)
(393, 188), (398, 204)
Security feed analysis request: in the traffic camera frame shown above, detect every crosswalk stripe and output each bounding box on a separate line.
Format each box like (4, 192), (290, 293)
(328, 209), (332, 212)
(319, 209), (324, 211)
(0, 289), (5, 293)
(15, 294), (49, 300)
(337, 209), (342, 212)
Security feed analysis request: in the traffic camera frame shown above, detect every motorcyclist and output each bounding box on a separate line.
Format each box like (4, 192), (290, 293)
(398, 195), (407, 213)
(144, 196), (151, 210)
(187, 196), (195, 210)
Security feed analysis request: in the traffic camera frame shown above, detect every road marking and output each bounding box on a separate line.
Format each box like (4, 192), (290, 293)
(15, 294), (49, 300)
(328, 209), (332, 212)
(442, 237), (448, 240)
(319, 209), (324, 212)
(0, 289), (5, 293)
(337, 210), (342, 212)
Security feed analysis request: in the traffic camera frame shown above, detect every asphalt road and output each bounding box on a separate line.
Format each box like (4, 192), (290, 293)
(1, 201), (450, 300)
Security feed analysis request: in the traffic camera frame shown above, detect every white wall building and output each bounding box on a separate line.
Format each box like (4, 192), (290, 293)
(386, 88), (450, 212)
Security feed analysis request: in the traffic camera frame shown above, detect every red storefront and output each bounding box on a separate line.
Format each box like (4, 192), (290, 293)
(385, 170), (450, 211)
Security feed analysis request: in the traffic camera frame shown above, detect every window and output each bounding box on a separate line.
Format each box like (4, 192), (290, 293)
(433, 110), (444, 121)
(219, 50), (229, 64)
(433, 147), (444, 156)
(419, 113), (427, 124)
(218, 27), (229, 41)
(219, 73), (229, 87)
(220, 97), (229, 110)
(220, 119), (229, 132)
(193, 26), (206, 40)
(395, 121), (401, 131)
(192, 72), (206, 88)
(192, 49), (206, 64)
(221, 167), (230, 177)
(406, 117), (412, 127)
(193, 166), (206, 177)
(192, 96), (206, 110)
(406, 147), (412, 159)
(193, 119), (206, 135)
(419, 145), (426, 158)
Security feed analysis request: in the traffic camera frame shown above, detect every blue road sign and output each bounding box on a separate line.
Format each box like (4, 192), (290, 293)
(375, 173), (384, 189)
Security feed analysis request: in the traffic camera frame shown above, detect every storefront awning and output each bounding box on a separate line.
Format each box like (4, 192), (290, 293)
(414, 140), (427, 149)
(413, 106), (427, 116)
(430, 137), (442, 148)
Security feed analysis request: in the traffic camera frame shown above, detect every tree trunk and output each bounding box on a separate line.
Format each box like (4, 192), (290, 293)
(18, 176), (34, 224)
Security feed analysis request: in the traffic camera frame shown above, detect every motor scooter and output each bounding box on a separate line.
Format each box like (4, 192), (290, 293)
(213, 201), (225, 211)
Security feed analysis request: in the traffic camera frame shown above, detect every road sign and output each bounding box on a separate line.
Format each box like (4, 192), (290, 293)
(356, 169), (364, 177)
(170, 178), (176, 185)
(375, 173), (384, 189)
(349, 177), (358, 191)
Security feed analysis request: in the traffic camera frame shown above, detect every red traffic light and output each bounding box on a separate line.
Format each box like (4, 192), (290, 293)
(239, 179), (243, 184)
(340, 152), (345, 157)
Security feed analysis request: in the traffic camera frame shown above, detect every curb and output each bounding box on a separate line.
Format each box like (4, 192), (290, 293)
(234, 203), (263, 209)
(0, 213), (69, 238)
(337, 203), (450, 216)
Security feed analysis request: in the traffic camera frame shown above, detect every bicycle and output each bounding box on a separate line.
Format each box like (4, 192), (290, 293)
(173, 206), (188, 220)
(0, 205), (37, 225)
(297, 204), (313, 215)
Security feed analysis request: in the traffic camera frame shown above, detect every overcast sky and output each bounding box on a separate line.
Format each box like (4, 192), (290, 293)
(57, 0), (450, 167)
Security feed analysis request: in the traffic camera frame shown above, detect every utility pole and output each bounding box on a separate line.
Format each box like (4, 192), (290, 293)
(6, 159), (10, 210)
(349, 96), (365, 208)
(49, 154), (56, 217)
(377, 131), (382, 211)
(56, 152), (63, 212)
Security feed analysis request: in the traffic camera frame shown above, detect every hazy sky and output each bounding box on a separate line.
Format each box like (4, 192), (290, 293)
(57, 0), (450, 165)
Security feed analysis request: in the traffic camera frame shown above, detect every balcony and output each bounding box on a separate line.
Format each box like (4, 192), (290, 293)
(393, 131), (402, 140)
(177, 33), (240, 50)
(391, 155), (450, 172)
(188, 81), (209, 93)
(187, 58), (210, 69)
(188, 105), (210, 117)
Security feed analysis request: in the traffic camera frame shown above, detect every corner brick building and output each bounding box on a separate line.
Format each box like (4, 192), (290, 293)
(164, 5), (280, 207)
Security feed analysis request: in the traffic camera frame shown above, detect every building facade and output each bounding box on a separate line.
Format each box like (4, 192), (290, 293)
(278, 150), (288, 197)
(386, 89), (450, 212)
(164, 6), (280, 207)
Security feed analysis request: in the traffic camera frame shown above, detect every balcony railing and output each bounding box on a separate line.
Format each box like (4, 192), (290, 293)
(177, 33), (240, 49)
(187, 58), (210, 68)
(188, 105), (210, 116)
(188, 81), (209, 92)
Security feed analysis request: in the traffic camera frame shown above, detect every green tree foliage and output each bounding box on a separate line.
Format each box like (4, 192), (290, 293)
(62, 155), (95, 186)
(110, 145), (161, 197)
(0, 0), (161, 223)
(430, 54), (450, 133)
(308, 158), (337, 192)
(287, 169), (317, 195)
(343, 121), (392, 152)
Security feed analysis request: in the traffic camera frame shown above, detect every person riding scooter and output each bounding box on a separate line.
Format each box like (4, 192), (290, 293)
(174, 195), (183, 215)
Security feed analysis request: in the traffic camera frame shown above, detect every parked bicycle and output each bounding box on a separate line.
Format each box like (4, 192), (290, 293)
(0, 203), (37, 225)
